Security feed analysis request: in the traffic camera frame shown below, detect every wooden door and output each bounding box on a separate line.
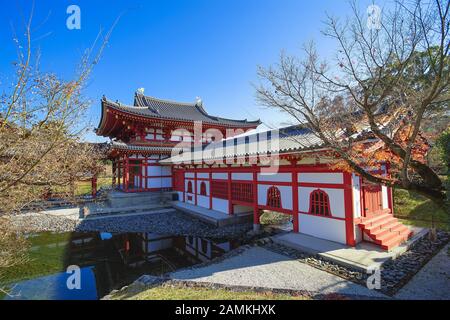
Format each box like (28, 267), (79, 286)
(363, 184), (383, 217)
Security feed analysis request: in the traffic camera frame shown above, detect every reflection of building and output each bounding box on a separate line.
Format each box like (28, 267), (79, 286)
(96, 92), (260, 192)
(140, 233), (234, 265)
(184, 236), (231, 262)
(62, 231), (236, 299)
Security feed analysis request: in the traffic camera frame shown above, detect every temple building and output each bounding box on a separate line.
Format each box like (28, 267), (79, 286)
(96, 92), (260, 192)
(96, 91), (414, 251)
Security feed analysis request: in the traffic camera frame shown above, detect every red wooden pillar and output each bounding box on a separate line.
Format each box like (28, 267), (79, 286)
(227, 168), (233, 215)
(385, 162), (394, 214)
(208, 168), (213, 209)
(112, 160), (116, 187)
(292, 170), (299, 232)
(252, 166), (260, 231)
(124, 156), (129, 192)
(182, 167), (186, 203)
(343, 172), (356, 246)
(194, 170), (198, 206)
(91, 175), (97, 198)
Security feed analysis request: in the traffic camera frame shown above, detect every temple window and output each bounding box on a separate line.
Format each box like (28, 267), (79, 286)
(187, 181), (193, 193)
(309, 189), (331, 216)
(211, 181), (228, 199)
(200, 182), (207, 196)
(267, 186), (282, 208)
(231, 182), (253, 203)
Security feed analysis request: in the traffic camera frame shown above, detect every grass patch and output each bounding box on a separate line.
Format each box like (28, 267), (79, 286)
(0, 232), (70, 285)
(111, 283), (309, 300)
(75, 177), (112, 195)
(260, 211), (291, 225)
(394, 189), (449, 230)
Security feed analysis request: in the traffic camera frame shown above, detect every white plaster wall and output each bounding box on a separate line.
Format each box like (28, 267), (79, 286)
(185, 172), (194, 178)
(197, 195), (209, 208)
(134, 176), (140, 188)
(148, 166), (162, 176)
(212, 172), (227, 180)
(197, 173), (209, 179)
(161, 166), (172, 176)
(257, 173), (291, 182)
(382, 186), (389, 209)
(231, 172), (253, 180)
(298, 187), (345, 218)
(161, 177), (172, 188)
(212, 198), (229, 214)
(352, 173), (362, 218)
(354, 225), (363, 244)
(298, 214), (346, 244)
(257, 185), (292, 210)
(147, 177), (172, 188)
(177, 191), (183, 201)
(298, 172), (343, 184)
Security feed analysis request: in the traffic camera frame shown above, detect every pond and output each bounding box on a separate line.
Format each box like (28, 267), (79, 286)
(2, 231), (242, 300)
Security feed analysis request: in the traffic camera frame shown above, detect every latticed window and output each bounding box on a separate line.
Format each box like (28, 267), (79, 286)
(211, 181), (228, 199)
(187, 181), (193, 193)
(309, 189), (331, 216)
(266, 186), (282, 208)
(231, 182), (253, 203)
(200, 182), (207, 196)
(173, 171), (184, 191)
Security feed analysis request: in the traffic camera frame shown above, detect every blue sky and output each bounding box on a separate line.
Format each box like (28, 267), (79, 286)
(1, 0), (385, 142)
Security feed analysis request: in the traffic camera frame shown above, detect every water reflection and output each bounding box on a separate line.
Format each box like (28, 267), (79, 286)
(6, 232), (239, 300)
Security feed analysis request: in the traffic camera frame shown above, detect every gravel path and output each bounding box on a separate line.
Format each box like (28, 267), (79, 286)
(395, 243), (450, 300)
(170, 246), (388, 299)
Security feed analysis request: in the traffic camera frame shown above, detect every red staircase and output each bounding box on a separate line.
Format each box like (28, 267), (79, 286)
(358, 210), (413, 251)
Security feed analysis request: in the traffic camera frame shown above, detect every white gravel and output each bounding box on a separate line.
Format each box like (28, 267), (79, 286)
(395, 243), (450, 300)
(170, 246), (388, 298)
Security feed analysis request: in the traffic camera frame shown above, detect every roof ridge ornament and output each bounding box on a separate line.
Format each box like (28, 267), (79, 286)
(195, 96), (203, 107)
(136, 88), (145, 95)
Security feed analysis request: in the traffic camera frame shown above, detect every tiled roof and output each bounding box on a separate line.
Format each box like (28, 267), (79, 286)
(159, 125), (327, 164)
(101, 93), (261, 127)
(111, 140), (182, 153)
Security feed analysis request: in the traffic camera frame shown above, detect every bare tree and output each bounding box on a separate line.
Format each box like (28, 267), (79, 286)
(0, 11), (114, 291)
(256, 0), (449, 208)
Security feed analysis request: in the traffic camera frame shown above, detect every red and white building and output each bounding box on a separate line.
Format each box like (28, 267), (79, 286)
(96, 92), (260, 192)
(97, 92), (413, 251)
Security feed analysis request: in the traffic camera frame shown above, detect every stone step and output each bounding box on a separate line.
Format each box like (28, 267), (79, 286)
(381, 235), (410, 250)
(359, 213), (413, 251)
(364, 217), (398, 232)
(359, 212), (392, 227)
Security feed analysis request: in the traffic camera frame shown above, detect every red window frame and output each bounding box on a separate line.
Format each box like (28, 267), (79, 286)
(266, 186), (282, 208)
(309, 189), (331, 216)
(211, 181), (228, 199)
(187, 181), (193, 193)
(200, 182), (207, 196)
(231, 182), (253, 203)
